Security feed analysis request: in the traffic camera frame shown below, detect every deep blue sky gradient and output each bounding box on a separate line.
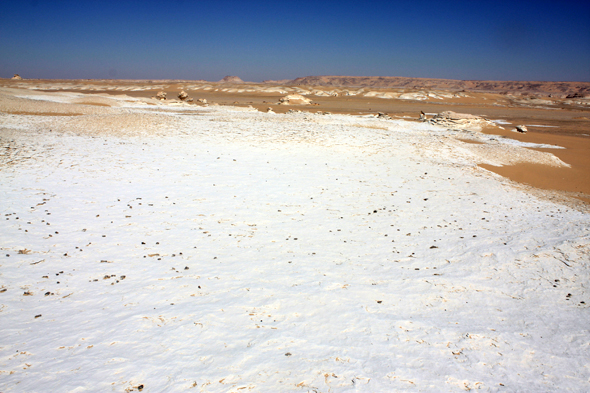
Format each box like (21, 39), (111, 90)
(1, 0), (589, 81)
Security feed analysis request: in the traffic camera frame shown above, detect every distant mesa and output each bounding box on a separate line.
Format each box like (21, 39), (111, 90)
(12, 74), (23, 80)
(263, 79), (293, 85)
(219, 75), (244, 84)
(288, 75), (590, 96)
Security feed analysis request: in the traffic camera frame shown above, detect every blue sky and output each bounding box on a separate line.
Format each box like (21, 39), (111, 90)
(1, 0), (589, 81)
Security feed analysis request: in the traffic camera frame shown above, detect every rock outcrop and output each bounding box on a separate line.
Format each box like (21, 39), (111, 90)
(425, 111), (493, 130)
(178, 91), (189, 100)
(278, 94), (312, 105)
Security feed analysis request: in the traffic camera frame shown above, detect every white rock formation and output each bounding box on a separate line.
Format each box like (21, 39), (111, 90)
(278, 94), (312, 105)
(426, 111), (494, 131)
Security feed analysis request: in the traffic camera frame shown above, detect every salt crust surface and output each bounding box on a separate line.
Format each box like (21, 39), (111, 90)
(1, 92), (589, 392)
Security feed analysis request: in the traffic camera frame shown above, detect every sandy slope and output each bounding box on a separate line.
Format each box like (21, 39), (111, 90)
(1, 90), (589, 392)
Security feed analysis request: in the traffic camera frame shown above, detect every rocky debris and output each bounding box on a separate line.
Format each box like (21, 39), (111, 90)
(187, 97), (194, 103)
(377, 112), (391, 120)
(515, 125), (528, 133)
(12, 74), (22, 80)
(425, 111), (494, 131)
(286, 109), (303, 114)
(178, 91), (189, 101)
(196, 98), (207, 104)
(156, 91), (167, 100)
(566, 93), (585, 99)
(219, 75), (244, 84)
(266, 107), (275, 113)
(419, 111), (426, 120)
(278, 94), (312, 105)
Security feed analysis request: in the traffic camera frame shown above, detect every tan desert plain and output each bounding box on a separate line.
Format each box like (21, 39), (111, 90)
(2, 74), (590, 206)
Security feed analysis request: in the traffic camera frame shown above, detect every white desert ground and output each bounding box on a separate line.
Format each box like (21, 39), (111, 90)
(0, 79), (589, 392)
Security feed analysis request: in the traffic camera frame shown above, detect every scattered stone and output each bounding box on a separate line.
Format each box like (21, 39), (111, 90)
(267, 107), (275, 113)
(419, 111), (426, 121)
(178, 91), (189, 101)
(156, 91), (167, 100)
(196, 98), (207, 104)
(12, 74), (22, 80)
(515, 125), (528, 133)
(377, 112), (391, 119)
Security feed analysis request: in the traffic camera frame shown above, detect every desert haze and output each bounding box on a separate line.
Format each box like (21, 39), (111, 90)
(0, 75), (589, 392)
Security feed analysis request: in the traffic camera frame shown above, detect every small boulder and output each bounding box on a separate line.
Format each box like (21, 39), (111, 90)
(156, 91), (167, 100)
(12, 74), (22, 80)
(196, 98), (207, 104)
(178, 91), (189, 101)
(515, 125), (528, 133)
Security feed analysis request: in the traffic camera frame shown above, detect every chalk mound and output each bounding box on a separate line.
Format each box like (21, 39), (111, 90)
(219, 76), (244, 84)
(425, 111), (493, 130)
(12, 74), (22, 80)
(278, 94), (312, 105)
